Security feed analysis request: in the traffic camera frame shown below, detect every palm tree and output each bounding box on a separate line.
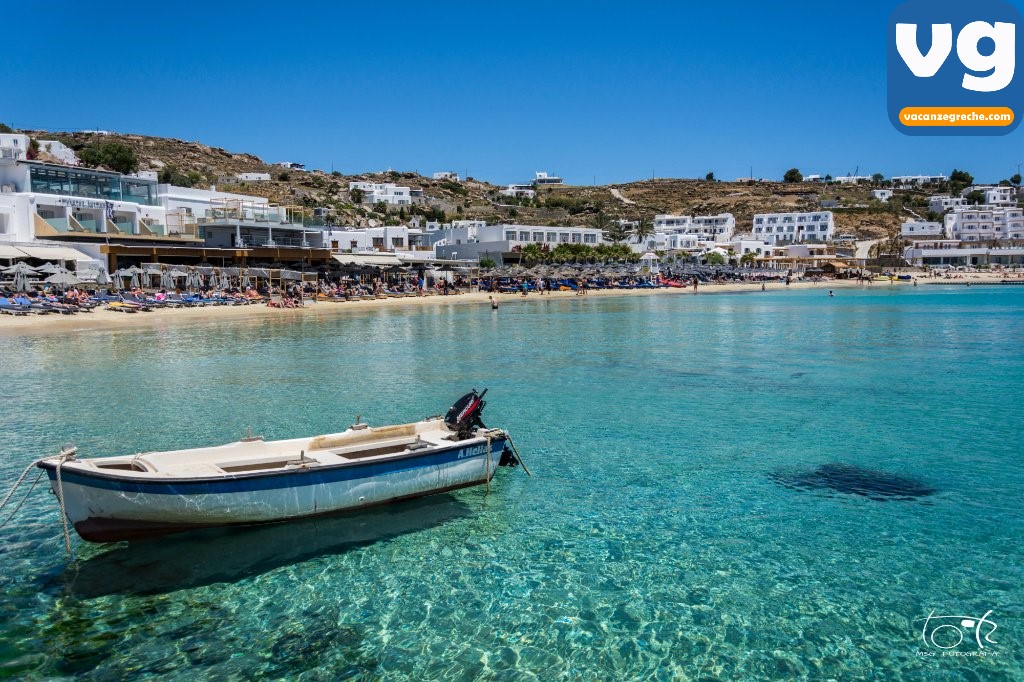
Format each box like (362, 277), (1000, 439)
(632, 217), (655, 250)
(740, 252), (757, 267)
(521, 243), (544, 266)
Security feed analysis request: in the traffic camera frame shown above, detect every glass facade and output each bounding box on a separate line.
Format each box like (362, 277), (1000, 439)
(28, 164), (157, 205)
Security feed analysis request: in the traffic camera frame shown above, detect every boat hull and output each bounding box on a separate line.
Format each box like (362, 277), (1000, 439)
(42, 437), (506, 542)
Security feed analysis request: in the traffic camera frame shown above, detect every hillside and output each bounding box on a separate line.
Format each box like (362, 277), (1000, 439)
(22, 129), (912, 240)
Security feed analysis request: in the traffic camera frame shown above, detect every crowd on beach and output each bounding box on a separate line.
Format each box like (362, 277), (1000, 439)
(2, 264), (1021, 319)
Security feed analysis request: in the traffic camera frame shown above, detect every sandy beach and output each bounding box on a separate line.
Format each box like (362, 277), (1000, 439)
(4, 273), (1013, 336)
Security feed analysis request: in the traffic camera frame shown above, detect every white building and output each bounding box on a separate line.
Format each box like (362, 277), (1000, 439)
(236, 172), (271, 182)
(944, 206), (1024, 242)
(349, 181), (411, 206)
(653, 214), (691, 231)
(692, 213), (736, 241)
(432, 171), (460, 182)
(36, 140), (79, 166)
(892, 174), (948, 188)
(929, 195), (965, 214)
(533, 171), (563, 186)
(903, 241), (1024, 268)
(499, 184), (535, 199)
(872, 189), (893, 202)
(432, 222), (604, 261)
(0, 134), (30, 162)
(960, 185), (1017, 206)
(751, 211), (834, 245)
(323, 226), (409, 252)
(276, 162), (306, 171)
(653, 213), (735, 245)
(834, 175), (871, 185)
(901, 220), (944, 237)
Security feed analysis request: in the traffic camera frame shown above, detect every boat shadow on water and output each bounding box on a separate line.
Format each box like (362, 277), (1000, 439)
(767, 462), (938, 503)
(48, 494), (473, 599)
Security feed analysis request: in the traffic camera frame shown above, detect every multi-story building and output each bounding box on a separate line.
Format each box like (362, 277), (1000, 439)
(0, 157), (328, 271)
(432, 171), (460, 182)
(432, 222), (603, 262)
(499, 183), (535, 199)
(751, 211), (834, 245)
(692, 213), (736, 241)
(652, 213), (735, 245)
(929, 195), (965, 214)
(944, 206), (1024, 242)
(349, 181), (412, 206)
(960, 185), (1018, 206)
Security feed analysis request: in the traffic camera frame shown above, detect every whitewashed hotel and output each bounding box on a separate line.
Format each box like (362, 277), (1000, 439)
(0, 155), (326, 271)
(751, 211), (834, 245)
(944, 206), (1024, 242)
(654, 213), (736, 241)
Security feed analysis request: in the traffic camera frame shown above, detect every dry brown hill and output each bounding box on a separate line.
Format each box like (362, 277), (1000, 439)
(22, 129), (915, 238)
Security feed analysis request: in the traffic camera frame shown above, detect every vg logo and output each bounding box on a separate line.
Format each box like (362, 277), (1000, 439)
(888, 0), (1022, 135)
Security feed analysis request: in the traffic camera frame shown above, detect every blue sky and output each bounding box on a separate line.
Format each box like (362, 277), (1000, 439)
(4, 1), (1022, 184)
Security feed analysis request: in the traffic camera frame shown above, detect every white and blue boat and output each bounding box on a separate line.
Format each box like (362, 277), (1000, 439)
(38, 390), (516, 542)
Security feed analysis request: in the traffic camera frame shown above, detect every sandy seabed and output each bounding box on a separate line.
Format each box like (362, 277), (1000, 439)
(0, 273), (1011, 337)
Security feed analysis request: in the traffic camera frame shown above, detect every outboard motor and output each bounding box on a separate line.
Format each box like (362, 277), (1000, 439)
(444, 389), (488, 440)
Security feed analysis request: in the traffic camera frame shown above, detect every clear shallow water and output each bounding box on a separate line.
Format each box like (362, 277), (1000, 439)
(1, 286), (1022, 680)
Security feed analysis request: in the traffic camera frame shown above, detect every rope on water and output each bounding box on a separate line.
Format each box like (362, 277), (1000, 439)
(505, 434), (533, 477)
(0, 469), (44, 530)
(0, 448), (75, 558)
(54, 455), (73, 558)
(484, 434), (492, 494)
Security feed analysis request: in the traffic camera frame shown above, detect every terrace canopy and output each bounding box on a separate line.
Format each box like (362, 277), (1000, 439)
(331, 254), (403, 267)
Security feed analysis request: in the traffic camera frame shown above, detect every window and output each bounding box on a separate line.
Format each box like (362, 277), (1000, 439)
(519, 231), (529, 241)
(571, 233), (582, 243)
(532, 232), (544, 242)
(559, 233), (570, 243)
(584, 233), (597, 244)
(505, 231), (516, 241)
(546, 233), (557, 243)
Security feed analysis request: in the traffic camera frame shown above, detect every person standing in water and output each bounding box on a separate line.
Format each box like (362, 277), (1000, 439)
(489, 295), (499, 310)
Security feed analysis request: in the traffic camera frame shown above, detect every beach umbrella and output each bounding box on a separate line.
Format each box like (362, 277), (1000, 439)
(218, 271), (231, 290)
(240, 269), (252, 288)
(45, 271), (82, 289)
(35, 262), (62, 274)
(160, 269), (175, 290)
(169, 268), (188, 278)
(1, 261), (37, 276)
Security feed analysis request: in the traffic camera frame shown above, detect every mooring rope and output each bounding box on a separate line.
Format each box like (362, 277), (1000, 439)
(0, 449), (75, 558)
(484, 434), (492, 494)
(54, 456), (73, 557)
(1, 460), (41, 510)
(504, 434), (533, 477)
(0, 468), (44, 530)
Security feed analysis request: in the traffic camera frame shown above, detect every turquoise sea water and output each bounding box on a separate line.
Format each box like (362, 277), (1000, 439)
(1, 286), (1022, 680)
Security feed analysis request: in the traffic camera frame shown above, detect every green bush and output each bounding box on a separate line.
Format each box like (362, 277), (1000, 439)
(79, 140), (139, 174)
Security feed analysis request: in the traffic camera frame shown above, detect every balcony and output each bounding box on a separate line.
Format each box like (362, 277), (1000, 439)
(33, 213), (202, 242)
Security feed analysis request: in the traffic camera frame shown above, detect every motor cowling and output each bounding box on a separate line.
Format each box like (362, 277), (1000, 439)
(444, 389), (487, 439)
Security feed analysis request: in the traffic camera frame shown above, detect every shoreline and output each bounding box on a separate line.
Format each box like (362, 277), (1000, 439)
(0, 274), (1012, 337)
